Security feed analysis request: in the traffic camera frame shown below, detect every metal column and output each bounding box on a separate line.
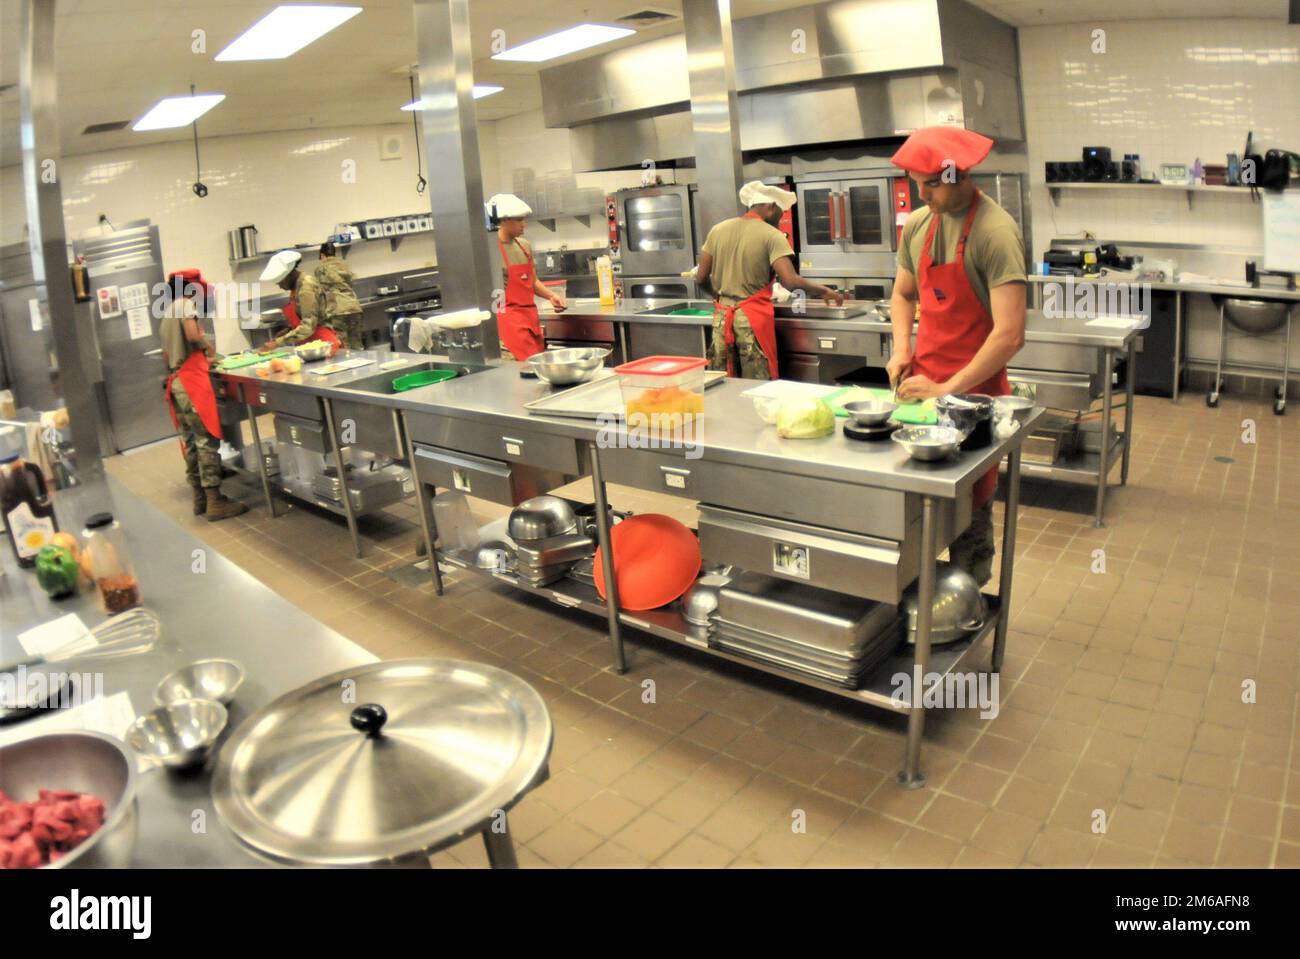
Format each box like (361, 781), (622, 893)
(589, 442), (627, 674)
(244, 405), (278, 516)
(1093, 348), (1114, 527)
(481, 821), (518, 869)
(1121, 340), (1136, 484)
(399, 410), (443, 596)
(322, 397), (363, 558)
(20, 0), (107, 499)
(412, 0), (498, 357)
(1171, 292), (1183, 403)
(992, 447), (1022, 673)
(682, 0), (745, 235)
(898, 495), (938, 789)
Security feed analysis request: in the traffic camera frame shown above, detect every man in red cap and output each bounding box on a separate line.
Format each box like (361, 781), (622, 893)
(159, 270), (248, 522)
(888, 126), (1027, 585)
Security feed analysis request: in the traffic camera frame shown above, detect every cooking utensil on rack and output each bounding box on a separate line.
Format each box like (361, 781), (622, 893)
(901, 565), (986, 645)
(1, 607), (161, 673)
(507, 496), (578, 542)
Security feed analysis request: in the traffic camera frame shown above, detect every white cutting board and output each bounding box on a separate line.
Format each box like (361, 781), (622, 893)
(740, 379), (839, 401)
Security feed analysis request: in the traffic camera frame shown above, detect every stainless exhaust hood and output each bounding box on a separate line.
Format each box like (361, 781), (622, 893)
(540, 0), (1022, 171)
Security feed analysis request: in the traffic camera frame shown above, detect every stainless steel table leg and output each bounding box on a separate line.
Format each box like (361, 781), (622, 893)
(898, 495), (938, 789)
(1121, 339), (1136, 485)
(1094, 347), (1113, 528)
(482, 822), (518, 869)
(589, 442), (626, 673)
(322, 397), (363, 558)
(244, 404), (277, 517)
(399, 411), (443, 595)
(1172, 292), (1182, 404)
(993, 446), (1021, 673)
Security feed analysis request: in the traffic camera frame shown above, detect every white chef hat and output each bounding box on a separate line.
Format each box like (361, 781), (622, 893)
(486, 193), (532, 219)
(738, 181), (797, 211)
(259, 249), (302, 283)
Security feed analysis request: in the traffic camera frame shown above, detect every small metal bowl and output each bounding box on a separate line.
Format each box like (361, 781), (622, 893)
(126, 700), (228, 770)
(874, 300), (892, 321)
(842, 399), (897, 426)
(994, 395), (1035, 423)
(475, 540), (514, 570)
(681, 573), (731, 627)
(892, 425), (963, 462)
(155, 659), (246, 707)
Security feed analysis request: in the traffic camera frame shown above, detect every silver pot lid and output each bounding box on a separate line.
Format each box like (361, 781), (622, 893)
(211, 659), (552, 866)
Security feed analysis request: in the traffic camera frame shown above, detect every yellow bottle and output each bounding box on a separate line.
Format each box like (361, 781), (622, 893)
(596, 256), (615, 306)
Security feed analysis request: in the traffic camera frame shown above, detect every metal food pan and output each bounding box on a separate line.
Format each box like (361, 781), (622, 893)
(713, 616), (902, 670)
(717, 571), (897, 652)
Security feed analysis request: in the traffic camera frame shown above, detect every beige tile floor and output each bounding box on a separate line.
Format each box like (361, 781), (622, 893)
(106, 390), (1300, 868)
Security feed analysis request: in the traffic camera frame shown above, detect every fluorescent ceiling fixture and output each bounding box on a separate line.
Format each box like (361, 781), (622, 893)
(491, 23), (635, 62)
(401, 86), (504, 109)
(132, 94), (225, 131)
(215, 5), (362, 61)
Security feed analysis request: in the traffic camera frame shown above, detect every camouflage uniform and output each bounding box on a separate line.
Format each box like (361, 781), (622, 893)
(707, 307), (772, 380)
(170, 376), (222, 490)
(948, 499), (996, 586)
(278, 271), (336, 345)
(315, 256), (365, 350)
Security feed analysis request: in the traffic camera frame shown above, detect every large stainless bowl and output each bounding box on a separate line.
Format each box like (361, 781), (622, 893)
(1222, 297), (1289, 334)
(892, 425), (963, 462)
(507, 496), (578, 542)
(902, 565), (987, 645)
(0, 732), (138, 868)
(528, 347), (611, 386)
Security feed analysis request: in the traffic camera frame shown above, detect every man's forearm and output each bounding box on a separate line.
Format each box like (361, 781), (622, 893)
(890, 291), (916, 356)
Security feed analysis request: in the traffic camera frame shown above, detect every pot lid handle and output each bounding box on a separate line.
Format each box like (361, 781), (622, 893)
(350, 703), (388, 737)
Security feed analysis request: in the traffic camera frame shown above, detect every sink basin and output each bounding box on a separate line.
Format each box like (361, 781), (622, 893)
(342, 360), (487, 394)
(1219, 297), (1290, 334)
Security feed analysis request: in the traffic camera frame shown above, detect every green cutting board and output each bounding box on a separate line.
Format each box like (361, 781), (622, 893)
(824, 386), (938, 425)
(217, 350), (292, 371)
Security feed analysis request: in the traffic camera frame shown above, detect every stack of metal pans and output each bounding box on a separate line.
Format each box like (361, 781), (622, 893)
(709, 572), (902, 688)
(513, 532), (594, 587)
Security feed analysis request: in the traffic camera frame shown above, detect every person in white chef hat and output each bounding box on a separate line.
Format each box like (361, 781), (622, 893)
(693, 181), (843, 379)
(258, 249), (341, 352)
(487, 193), (566, 360)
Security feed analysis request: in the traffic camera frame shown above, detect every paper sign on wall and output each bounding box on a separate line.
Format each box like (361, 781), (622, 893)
(125, 306), (151, 340)
(1263, 192), (1300, 274)
(97, 285), (122, 319)
(119, 282), (151, 311)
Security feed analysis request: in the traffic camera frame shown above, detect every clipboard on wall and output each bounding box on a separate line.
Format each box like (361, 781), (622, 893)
(1262, 192), (1300, 274)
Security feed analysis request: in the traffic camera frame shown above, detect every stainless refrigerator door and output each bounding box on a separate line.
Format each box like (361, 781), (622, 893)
(75, 226), (176, 451)
(616, 185), (696, 277)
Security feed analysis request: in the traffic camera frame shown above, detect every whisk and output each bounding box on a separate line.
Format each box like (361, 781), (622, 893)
(2, 607), (161, 673)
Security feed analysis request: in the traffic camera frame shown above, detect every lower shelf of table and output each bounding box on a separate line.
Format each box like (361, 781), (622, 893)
(439, 547), (1003, 712)
(1005, 433), (1125, 483)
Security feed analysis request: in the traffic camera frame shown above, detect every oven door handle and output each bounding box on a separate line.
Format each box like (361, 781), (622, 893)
(826, 193), (837, 243)
(838, 193), (848, 245)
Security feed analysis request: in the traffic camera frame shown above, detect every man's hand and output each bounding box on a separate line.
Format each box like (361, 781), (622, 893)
(896, 373), (949, 401)
(259, 339), (279, 354)
(821, 287), (845, 307)
(549, 292), (567, 313)
(886, 351), (914, 390)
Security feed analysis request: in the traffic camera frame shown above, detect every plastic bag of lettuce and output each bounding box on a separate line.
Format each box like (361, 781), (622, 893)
(775, 397), (835, 439)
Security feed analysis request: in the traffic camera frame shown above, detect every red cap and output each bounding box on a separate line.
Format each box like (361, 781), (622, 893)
(167, 268), (210, 295)
(891, 126), (993, 175)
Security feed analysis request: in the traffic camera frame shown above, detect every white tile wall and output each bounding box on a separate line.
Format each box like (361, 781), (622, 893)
(1020, 18), (1300, 259)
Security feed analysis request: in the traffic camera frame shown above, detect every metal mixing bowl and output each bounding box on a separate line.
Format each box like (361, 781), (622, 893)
(508, 496), (578, 542)
(681, 573), (731, 627)
(474, 540), (514, 570)
(155, 659), (246, 707)
(891, 426), (963, 462)
(994, 395), (1035, 423)
(874, 300), (892, 320)
(843, 399), (898, 426)
(1222, 297), (1289, 334)
(902, 565), (987, 645)
(126, 700), (228, 770)
(528, 347), (611, 386)
(0, 732), (138, 868)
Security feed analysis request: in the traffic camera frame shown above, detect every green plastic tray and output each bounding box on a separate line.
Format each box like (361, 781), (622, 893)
(393, 369), (458, 392)
(217, 350), (291, 371)
(667, 308), (715, 317)
(824, 386), (938, 425)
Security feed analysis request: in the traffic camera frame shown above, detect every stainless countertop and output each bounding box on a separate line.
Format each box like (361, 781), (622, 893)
(220, 350), (1044, 499)
(1027, 273), (1300, 302)
(0, 477), (377, 867)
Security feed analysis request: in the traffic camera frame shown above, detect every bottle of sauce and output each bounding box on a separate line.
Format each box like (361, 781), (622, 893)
(0, 453), (59, 568)
(596, 256), (616, 306)
(81, 512), (142, 614)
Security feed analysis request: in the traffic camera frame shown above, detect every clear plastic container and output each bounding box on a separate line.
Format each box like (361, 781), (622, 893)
(431, 490), (480, 555)
(81, 512), (142, 614)
(615, 356), (707, 429)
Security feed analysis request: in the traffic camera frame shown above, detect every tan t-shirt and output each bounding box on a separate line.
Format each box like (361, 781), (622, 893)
(498, 236), (534, 292)
(159, 299), (198, 371)
(897, 192), (1026, 314)
(702, 216), (795, 306)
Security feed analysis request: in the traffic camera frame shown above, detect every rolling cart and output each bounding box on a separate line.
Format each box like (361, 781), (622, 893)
(1206, 296), (1293, 415)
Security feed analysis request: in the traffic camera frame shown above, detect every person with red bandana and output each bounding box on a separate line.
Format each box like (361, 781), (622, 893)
(888, 127), (1027, 585)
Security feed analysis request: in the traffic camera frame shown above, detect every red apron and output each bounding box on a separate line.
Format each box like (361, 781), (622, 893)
(714, 212), (781, 379)
(165, 349), (221, 439)
(282, 298), (341, 350)
(914, 189), (1009, 507)
(497, 238), (545, 361)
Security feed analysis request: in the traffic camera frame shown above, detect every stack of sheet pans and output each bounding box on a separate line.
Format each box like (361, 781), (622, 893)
(709, 572), (902, 688)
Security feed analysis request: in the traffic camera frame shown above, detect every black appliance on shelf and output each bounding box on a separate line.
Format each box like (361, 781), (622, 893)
(1082, 146), (1112, 181)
